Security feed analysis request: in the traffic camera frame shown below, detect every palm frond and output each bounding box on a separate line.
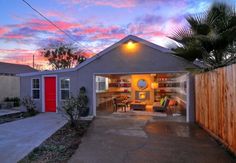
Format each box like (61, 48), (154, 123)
(169, 27), (193, 44)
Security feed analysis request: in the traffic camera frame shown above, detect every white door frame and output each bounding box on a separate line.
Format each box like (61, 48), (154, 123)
(92, 75), (96, 116)
(42, 75), (58, 113)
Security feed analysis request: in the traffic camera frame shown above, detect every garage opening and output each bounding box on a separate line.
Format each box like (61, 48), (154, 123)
(95, 73), (188, 121)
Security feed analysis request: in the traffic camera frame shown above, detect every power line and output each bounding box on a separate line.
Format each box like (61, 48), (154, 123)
(21, 0), (94, 54)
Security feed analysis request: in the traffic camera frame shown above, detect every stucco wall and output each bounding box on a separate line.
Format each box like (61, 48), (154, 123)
(0, 76), (20, 102)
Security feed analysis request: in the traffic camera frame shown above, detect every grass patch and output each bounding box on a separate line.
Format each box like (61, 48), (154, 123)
(19, 121), (90, 163)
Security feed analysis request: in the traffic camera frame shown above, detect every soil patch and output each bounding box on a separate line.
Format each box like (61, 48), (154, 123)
(19, 121), (90, 163)
(0, 112), (38, 125)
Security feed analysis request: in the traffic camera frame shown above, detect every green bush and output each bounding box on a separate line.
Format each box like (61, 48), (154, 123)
(59, 86), (89, 128)
(21, 96), (37, 116)
(4, 97), (20, 107)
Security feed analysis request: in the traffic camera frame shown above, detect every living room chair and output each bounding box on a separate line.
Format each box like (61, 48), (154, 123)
(113, 98), (127, 112)
(153, 98), (170, 112)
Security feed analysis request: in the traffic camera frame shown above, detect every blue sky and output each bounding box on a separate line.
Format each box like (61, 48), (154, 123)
(0, 0), (234, 69)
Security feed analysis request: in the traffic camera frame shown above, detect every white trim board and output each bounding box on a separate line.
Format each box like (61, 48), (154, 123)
(59, 77), (71, 101)
(31, 78), (40, 101)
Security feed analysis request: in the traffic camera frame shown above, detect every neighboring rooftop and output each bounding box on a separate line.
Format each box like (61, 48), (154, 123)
(0, 62), (38, 76)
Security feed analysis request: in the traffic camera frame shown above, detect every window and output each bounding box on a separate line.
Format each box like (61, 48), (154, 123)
(32, 78), (40, 99)
(60, 78), (70, 100)
(96, 76), (108, 92)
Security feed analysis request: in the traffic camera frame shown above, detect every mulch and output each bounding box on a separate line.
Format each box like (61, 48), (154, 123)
(0, 112), (38, 125)
(19, 120), (90, 163)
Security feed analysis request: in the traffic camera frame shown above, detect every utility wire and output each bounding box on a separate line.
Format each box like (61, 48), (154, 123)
(21, 0), (94, 54)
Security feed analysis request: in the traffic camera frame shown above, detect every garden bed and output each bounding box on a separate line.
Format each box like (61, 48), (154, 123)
(0, 112), (38, 125)
(19, 120), (90, 163)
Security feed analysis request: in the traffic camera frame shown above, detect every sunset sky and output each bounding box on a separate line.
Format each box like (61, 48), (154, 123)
(0, 0), (234, 69)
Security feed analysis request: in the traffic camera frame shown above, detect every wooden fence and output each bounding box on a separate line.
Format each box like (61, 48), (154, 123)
(195, 64), (236, 155)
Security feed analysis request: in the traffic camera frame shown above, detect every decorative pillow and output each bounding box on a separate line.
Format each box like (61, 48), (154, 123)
(169, 100), (177, 106)
(160, 98), (165, 106)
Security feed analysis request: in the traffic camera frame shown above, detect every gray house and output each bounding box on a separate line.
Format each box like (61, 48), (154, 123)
(19, 35), (197, 122)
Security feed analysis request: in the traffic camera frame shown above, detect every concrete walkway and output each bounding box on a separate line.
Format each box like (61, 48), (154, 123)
(0, 113), (67, 163)
(69, 114), (235, 163)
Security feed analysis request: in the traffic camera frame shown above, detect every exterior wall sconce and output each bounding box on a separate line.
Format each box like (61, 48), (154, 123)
(126, 40), (135, 50)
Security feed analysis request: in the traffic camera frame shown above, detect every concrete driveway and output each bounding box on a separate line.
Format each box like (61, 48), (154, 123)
(69, 114), (235, 163)
(0, 113), (67, 163)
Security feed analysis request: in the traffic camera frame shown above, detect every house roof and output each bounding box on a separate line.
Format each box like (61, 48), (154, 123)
(0, 62), (38, 75)
(18, 35), (195, 77)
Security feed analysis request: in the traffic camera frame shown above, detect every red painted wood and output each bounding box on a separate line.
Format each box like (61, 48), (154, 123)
(45, 77), (56, 112)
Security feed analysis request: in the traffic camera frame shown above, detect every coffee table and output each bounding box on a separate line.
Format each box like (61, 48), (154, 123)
(130, 102), (146, 111)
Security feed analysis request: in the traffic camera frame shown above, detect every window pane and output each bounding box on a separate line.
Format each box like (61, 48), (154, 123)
(33, 79), (39, 88)
(96, 76), (106, 82)
(61, 79), (70, 89)
(33, 90), (40, 99)
(61, 90), (69, 100)
(99, 82), (106, 90)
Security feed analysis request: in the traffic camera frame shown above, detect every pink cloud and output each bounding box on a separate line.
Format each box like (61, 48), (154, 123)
(91, 33), (125, 40)
(2, 34), (26, 39)
(0, 47), (95, 70)
(58, 0), (137, 8)
(58, 0), (187, 8)
(0, 48), (47, 68)
(93, 0), (136, 8)
(0, 27), (8, 35)
(27, 19), (81, 33)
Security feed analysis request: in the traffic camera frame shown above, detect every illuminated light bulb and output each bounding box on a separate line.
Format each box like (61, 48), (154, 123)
(126, 41), (135, 49)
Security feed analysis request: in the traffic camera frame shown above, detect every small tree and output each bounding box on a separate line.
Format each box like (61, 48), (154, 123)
(21, 96), (37, 116)
(59, 87), (89, 128)
(60, 95), (79, 127)
(41, 43), (87, 70)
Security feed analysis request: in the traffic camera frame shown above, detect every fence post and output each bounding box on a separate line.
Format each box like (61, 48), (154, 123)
(187, 73), (195, 122)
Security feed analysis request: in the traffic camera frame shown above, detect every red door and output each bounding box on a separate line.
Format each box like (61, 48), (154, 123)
(45, 77), (56, 112)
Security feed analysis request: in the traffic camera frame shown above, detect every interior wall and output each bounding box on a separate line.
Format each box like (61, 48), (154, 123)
(131, 74), (154, 104)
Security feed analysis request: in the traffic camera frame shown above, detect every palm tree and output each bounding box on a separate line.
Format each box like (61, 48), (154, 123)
(170, 2), (236, 69)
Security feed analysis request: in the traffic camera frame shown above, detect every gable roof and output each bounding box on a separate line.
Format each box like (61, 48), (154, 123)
(18, 35), (195, 77)
(0, 62), (38, 75)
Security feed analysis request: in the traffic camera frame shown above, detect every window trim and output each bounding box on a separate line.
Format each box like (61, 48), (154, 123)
(96, 76), (108, 93)
(60, 77), (70, 101)
(31, 78), (40, 100)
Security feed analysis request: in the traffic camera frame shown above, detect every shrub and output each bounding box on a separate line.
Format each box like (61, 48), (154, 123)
(59, 86), (89, 128)
(4, 97), (10, 102)
(59, 95), (79, 128)
(21, 96), (37, 116)
(13, 97), (20, 107)
(4, 97), (21, 107)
